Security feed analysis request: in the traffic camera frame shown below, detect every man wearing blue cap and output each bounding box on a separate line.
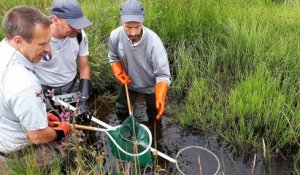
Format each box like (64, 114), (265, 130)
(33, 0), (92, 125)
(108, 0), (171, 121)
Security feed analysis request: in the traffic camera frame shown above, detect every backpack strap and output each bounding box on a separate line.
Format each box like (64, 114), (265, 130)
(76, 32), (82, 45)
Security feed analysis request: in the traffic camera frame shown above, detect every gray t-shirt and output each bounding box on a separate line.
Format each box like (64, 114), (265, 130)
(33, 30), (89, 87)
(108, 26), (171, 94)
(0, 39), (47, 153)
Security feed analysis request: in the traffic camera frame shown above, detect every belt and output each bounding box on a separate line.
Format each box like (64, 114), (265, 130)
(42, 76), (78, 95)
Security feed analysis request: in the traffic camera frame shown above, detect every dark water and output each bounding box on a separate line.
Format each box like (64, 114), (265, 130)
(90, 99), (293, 175)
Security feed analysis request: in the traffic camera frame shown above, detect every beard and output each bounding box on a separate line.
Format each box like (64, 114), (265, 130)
(128, 33), (142, 43)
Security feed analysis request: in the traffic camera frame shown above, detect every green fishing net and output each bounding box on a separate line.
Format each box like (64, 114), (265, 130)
(108, 115), (152, 167)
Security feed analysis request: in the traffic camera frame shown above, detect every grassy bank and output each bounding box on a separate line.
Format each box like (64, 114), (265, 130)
(167, 0), (300, 173)
(1, 0), (300, 173)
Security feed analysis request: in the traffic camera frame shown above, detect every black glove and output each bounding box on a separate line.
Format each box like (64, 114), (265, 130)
(77, 79), (91, 125)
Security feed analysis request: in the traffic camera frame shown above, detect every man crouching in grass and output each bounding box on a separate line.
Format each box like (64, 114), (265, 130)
(0, 5), (71, 174)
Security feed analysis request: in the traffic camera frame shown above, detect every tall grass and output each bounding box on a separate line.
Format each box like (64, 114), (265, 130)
(227, 64), (287, 150)
(168, 0), (300, 172)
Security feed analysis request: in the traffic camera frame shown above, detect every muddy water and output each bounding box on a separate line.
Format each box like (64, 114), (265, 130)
(91, 100), (293, 175)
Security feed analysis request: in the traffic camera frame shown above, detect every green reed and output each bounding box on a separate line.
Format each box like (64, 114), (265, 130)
(168, 0), (300, 172)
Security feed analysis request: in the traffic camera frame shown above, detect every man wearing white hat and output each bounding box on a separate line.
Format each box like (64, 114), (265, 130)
(33, 0), (92, 125)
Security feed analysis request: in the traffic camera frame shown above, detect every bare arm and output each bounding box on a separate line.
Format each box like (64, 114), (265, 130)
(27, 127), (57, 144)
(79, 56), (90, 80)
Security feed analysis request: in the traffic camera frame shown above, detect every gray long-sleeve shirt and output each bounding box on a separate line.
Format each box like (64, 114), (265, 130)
(108, 26), (171, 94)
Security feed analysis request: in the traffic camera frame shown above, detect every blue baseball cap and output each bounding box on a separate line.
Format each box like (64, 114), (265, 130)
(51, 0), (92, 29)
(120, 0), (144, 23)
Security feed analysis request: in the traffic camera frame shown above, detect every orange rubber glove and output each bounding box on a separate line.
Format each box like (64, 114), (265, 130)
(47, 113), (60, 127)
(155, 82), (169, 120)
(112, 61), (131, 86)
(47, 113), (71, 140)
(53, 122), (71, 137)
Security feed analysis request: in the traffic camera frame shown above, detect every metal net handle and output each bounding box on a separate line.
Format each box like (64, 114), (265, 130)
(51, 96), (166, 160)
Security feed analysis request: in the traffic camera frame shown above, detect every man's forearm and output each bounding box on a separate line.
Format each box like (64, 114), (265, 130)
(27, 127), (57, 144)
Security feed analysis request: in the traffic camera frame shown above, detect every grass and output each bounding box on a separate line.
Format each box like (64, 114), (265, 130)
(168, 0), (300, 173)
(2, 0), (300, 173)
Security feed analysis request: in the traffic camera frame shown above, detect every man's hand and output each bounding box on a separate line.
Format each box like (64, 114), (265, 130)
(78, 79), (91, 125)
(47, 113), (71, 140)
(53, 122), (71, 136)
(112, 61), (131, 86)
(155, 82), (169, 120)
(76, 113), (91, 125)
(47, 112), (60, 127)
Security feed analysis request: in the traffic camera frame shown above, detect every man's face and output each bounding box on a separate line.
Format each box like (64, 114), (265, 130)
(123, 22), (143, 43)
(54, 17), (81, 38)
(20, 24), (51, 63)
